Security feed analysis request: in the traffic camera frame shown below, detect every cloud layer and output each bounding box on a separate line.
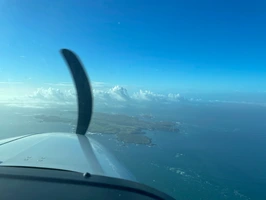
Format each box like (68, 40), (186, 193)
(28, 88), (75, 102)
(3, 85), (266, 109)
(3, 85), (186, 108)
(132, 90), (185, 102)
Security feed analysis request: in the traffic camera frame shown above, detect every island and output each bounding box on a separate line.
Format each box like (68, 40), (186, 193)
(34, 112), (180, 145)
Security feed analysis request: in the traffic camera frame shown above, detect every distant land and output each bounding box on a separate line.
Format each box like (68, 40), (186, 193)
(34, 112), (180, 145)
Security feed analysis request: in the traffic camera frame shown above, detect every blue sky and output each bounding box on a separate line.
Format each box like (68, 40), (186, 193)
(0, 0), (265, 93)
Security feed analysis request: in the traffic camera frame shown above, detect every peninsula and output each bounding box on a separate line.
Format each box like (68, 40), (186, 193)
(34, 112), (179, 145)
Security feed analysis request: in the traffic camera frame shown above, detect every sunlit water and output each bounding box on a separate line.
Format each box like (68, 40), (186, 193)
(0, 104), (266, 200)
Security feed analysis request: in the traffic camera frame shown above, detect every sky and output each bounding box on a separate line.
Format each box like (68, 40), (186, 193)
(0, 0), (266, 106)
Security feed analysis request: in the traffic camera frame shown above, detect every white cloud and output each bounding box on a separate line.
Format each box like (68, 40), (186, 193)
(27, 87), (75, 102)
(132, 90), (184, 103)
(3, 85), (186, 108)
(1, 87), (76, 108)
(132, 90), (163, 101)
(5, 84), (265, 109)
(105, 85), (130, 101)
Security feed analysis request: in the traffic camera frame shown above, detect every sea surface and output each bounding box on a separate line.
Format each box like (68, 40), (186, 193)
(0, 103), (266, 200)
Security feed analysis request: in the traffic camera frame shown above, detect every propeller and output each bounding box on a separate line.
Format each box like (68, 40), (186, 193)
(60, 49), (104, 174)
(60, 49), (93, 135)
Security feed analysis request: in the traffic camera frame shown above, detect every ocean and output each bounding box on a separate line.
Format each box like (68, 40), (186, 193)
(0, 103), (266, 200)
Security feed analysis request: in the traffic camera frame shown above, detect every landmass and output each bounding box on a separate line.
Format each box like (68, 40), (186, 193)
(139, 113), (154, 120)
(34, 112), (179, 145)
